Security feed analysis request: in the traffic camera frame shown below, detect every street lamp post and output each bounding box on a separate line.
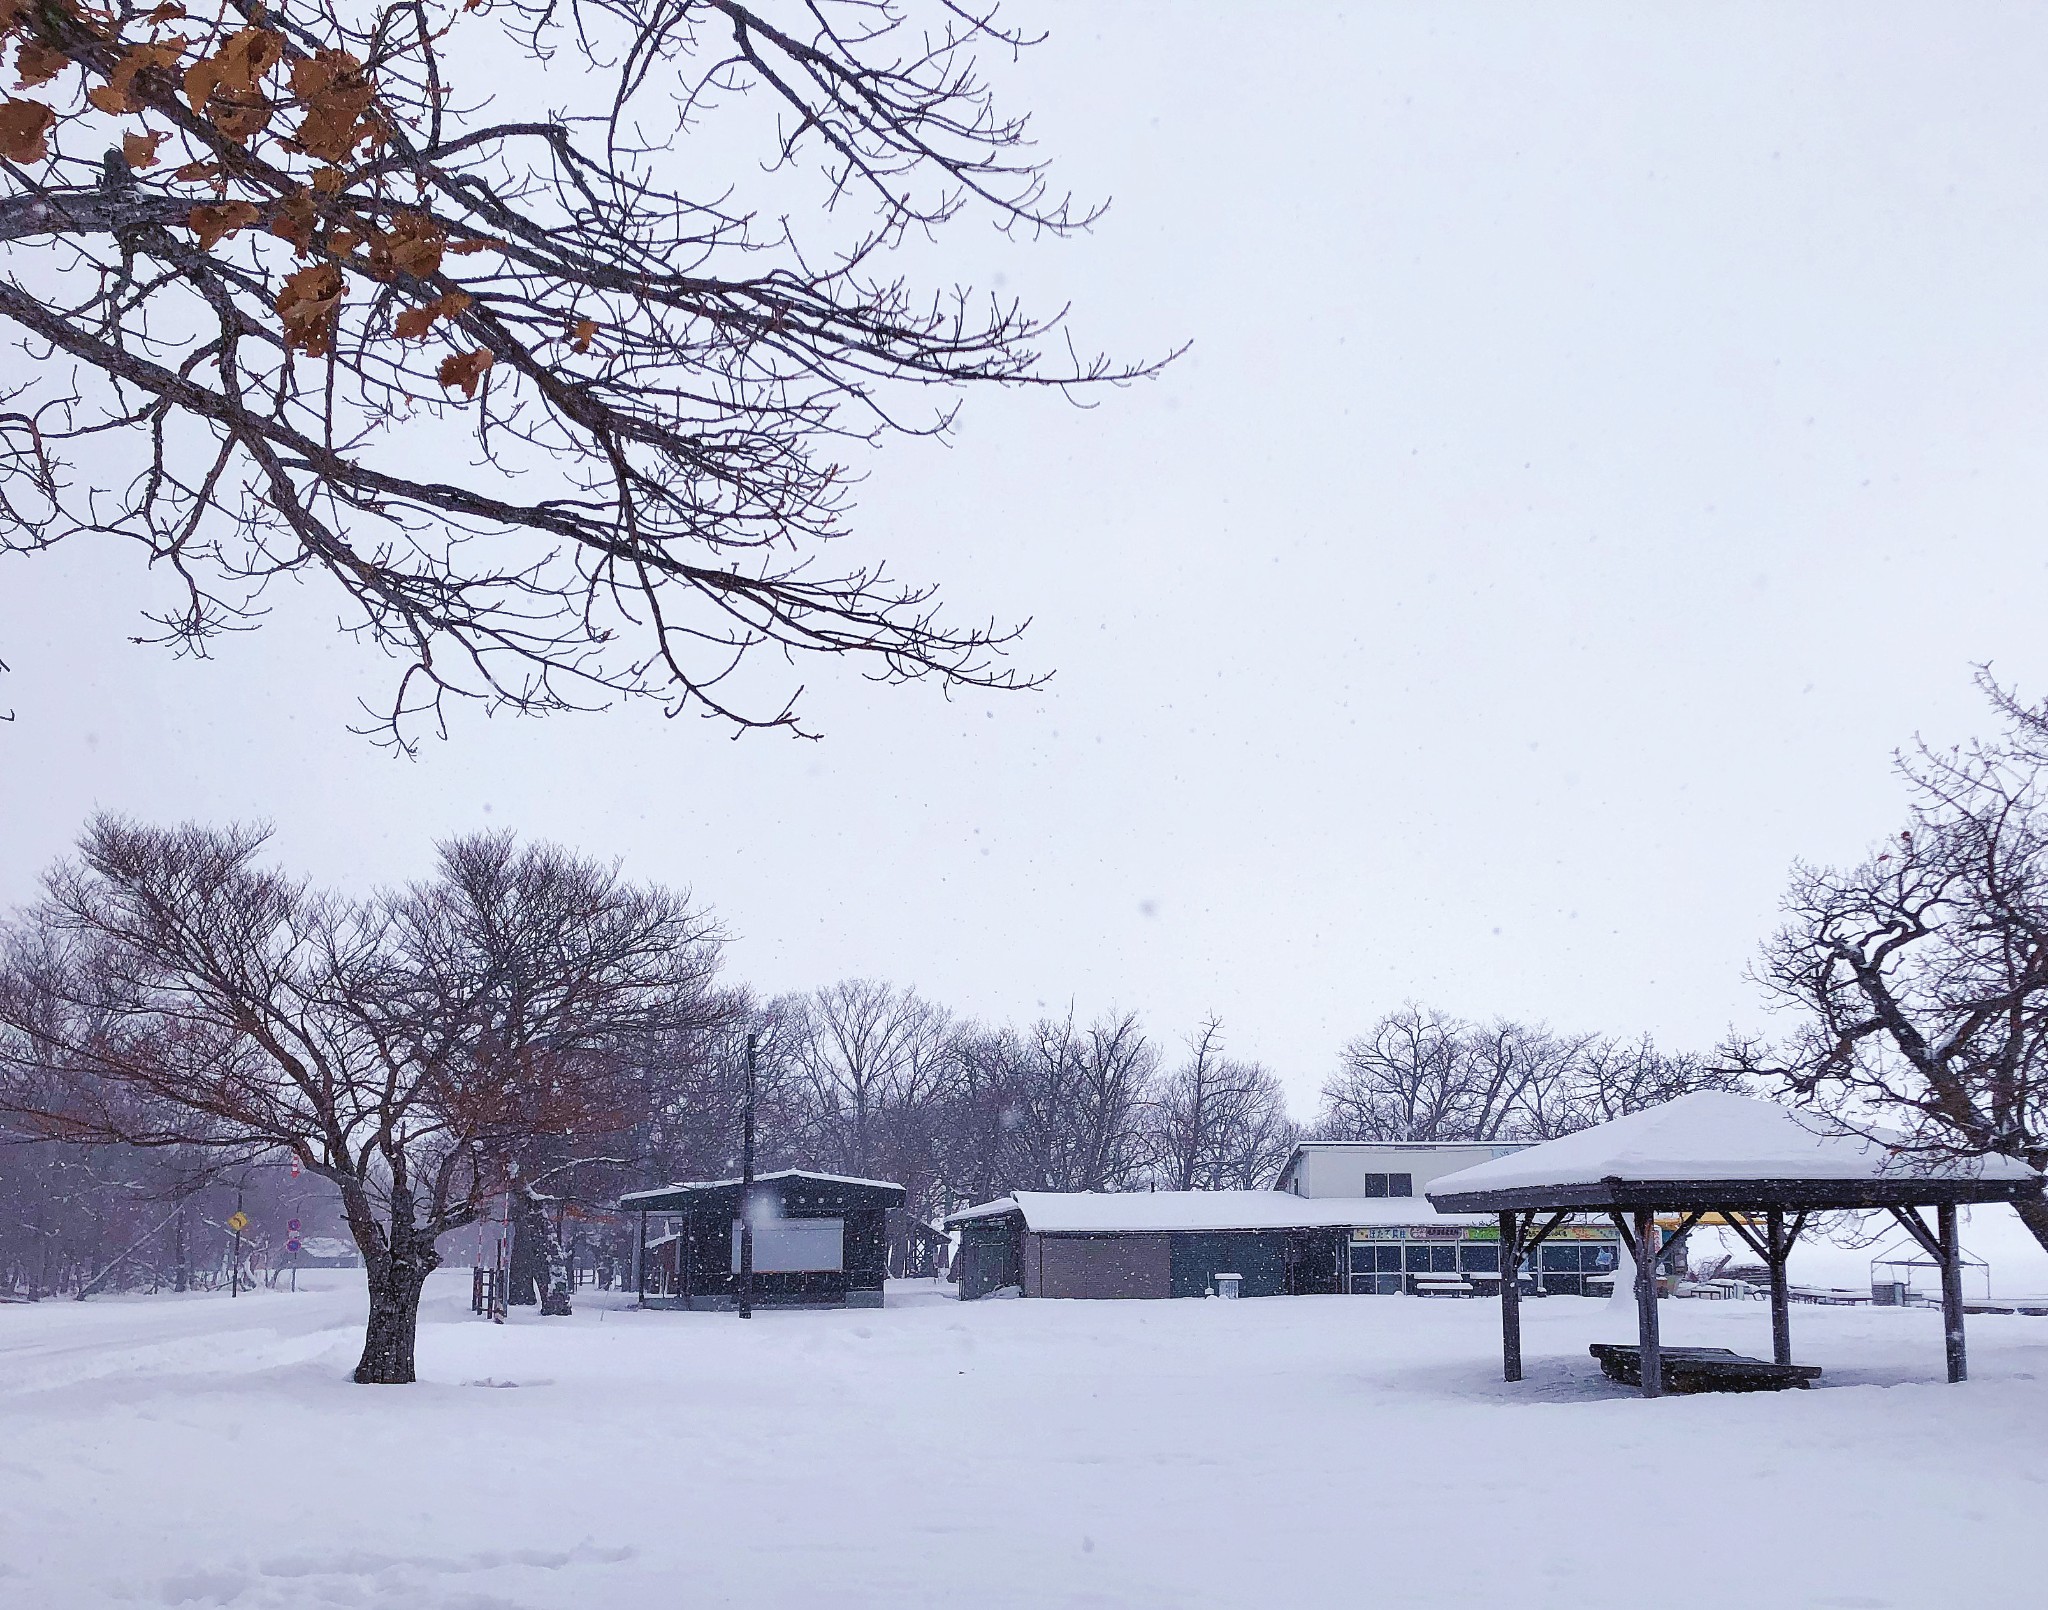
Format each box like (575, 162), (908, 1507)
(738, 1031), (758, 1320)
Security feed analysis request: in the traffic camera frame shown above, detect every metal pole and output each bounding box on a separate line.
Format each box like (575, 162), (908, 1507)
(1939, 1203), (1967, 1384)
(1499, 1212), (1523, 1383)
(1634, 1208), (1661, 1398)
(1767, 1208), (1792, 1368)
(230, 1186), (243, 1298)
(633, 1209), (647, 1304)
(738, 1031), (757, 1320)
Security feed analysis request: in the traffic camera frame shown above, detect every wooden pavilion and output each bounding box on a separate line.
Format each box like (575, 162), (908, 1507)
(1425, 1093), (2044, 1397)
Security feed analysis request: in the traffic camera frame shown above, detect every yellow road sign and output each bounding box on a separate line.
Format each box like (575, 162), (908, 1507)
(226, 1211), (249, 1234)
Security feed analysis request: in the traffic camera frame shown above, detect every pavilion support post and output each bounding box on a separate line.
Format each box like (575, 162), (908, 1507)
(1939, 1203), (1967, 1384)
(1633, 1208), (1662, 1399)
(1766, 1208), (1792, 1368)
(633, 1209), (647, 1306)
(1499, 1212), (1523, 1383)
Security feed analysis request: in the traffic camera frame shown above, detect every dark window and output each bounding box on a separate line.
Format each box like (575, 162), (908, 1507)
(1390, 1174), (1413, 1198)
(1540, 1244), (1578, 1270)
(1361, 1174), (1388, 1198)
(1461, 1244), (1499, 1273)
(1586, 1245), (1617, 1272)
(1432, 1245), (1458, 1272)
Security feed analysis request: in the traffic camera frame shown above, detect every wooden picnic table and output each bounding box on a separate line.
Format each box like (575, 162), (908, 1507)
(1590, 1343), (1822, 1394)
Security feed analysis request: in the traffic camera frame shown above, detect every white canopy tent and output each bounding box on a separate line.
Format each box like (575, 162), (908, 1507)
(1426, 1093), (2045, 1397)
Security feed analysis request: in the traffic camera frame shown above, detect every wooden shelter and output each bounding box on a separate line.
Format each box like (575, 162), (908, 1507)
(620, 1170), (904, 1311)
(1425, 1093), (2044, 1397)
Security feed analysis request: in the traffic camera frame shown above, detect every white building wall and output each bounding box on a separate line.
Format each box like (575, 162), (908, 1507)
(1287, 1143), (1525, 1199)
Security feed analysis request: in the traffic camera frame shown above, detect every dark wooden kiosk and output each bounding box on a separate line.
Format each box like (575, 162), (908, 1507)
(621, 1170), (905, 1311)
(1426, 1093), (2044, 1398)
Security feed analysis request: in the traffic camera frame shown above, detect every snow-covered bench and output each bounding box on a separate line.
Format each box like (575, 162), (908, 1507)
(1590, 1343), (1822, 1394)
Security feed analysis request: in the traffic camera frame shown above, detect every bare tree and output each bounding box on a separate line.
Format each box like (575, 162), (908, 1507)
(1729, 681), (2048, 1252)
(788, 979), (950, 1180)
(1318, 1006), (1483, 1141)
(1001, 1008), (1156, 1191)
(0, 1), (1165, 746)
(1532, 1033), (1734, 1138)
(1148, 1016), (1298, 1189)
(0, 818), (719, 1380)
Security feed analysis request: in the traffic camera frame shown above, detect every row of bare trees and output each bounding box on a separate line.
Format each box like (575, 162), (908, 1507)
(0, 1137), (265, 1299)
(1317, 1008), (1737, 1144)
(613, 989), (1302, 1272)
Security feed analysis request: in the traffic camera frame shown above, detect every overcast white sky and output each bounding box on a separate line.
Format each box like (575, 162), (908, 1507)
(6, 3), (2048, 1114)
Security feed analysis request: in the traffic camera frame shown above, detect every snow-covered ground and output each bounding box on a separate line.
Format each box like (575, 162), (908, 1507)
(7, 1251), (2048, 1609)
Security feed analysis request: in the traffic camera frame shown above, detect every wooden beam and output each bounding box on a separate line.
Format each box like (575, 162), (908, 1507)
(1659, 1209), (1710, 1268)
(1523, 1209), (1570, 1254)
(1939, 1203), (1968, 1384)
(1500, 1211), (1523, 1383)
(1634, 1207), (1662, 1398)
(1886, 1204), (1945, 1263)
(1718, 1211), (1770, 1265)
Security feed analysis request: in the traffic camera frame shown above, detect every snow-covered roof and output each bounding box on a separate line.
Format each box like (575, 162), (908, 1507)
(621, 1168), (904, 1208)
(944, 1189), (1492, 1235)
(1426, 1092), (2043, 1210)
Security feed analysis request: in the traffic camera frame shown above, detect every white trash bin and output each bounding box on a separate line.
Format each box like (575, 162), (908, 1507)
(1214, 1272), (1243, 1299)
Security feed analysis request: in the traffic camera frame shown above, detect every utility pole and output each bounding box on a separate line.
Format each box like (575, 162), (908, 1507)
(738, 1030), (758, 1320)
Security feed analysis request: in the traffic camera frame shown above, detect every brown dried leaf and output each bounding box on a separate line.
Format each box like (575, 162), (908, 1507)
(172, 159), (219, 181)
(148, 3), (189, 22)
(14, 43), (69, 90)
(181, 56), (220, 113)
(369, 212), (446, 282)
(186, 199), (258, 250)
(0, 97), (56, 164)
(122, 129), (165, 169)
(90, 38), (186, 113)
(214, 27), (283, 94)
(268, 186), (317, 254)
(326, 229), (362, 257)
(394, 290), (472, 340)
(311, 165), (346, 194)
(275, 261), (345, 358)
(437, 348), (493, 398)
(210, 88), (272, 144)
(288, 50), (376, 164)
(445, 238), (501, 256)
(570, 317), (598, 355)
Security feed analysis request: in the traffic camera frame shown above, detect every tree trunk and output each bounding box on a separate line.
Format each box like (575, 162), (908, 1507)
(508, 1184), (573, 1315)
(353, 1245), (437, 1384)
